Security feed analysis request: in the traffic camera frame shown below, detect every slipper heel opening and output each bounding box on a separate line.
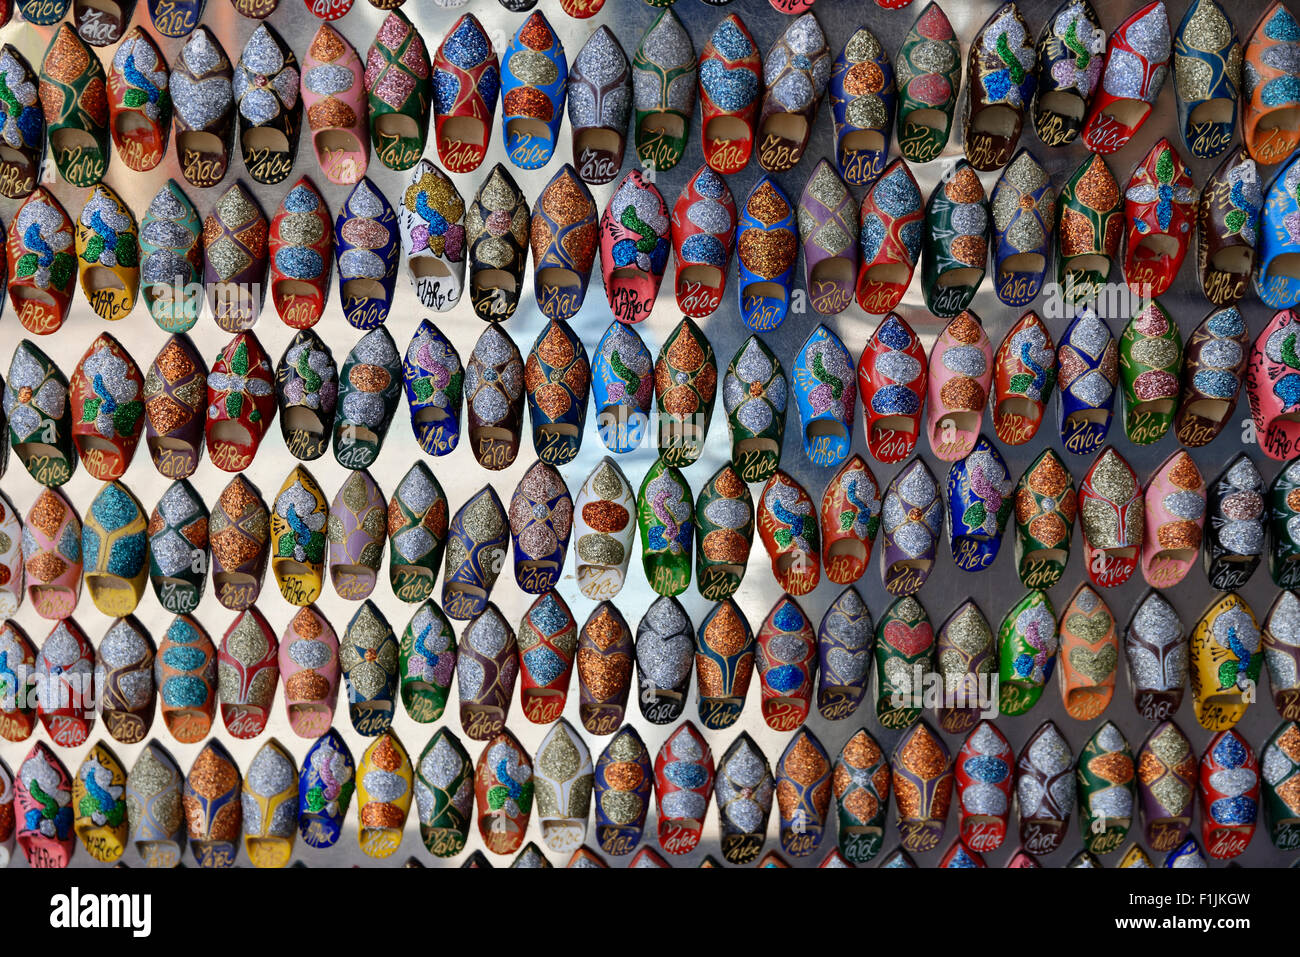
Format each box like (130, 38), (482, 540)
(1189, 98), (1234, 128)
(243, 126), (289, 155)
(575, 126), (620, 158)
(1098, 98), (1151, 131)
(472, 268), (518, 298)
(1039, 90), (1085, 122)
(1266, 252), (1300, 284)
(971, 104), (1017, 138)
(937, 266), (981, 289)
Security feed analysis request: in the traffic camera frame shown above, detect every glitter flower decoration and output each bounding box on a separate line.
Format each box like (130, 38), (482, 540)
(274, 481), (326, 564)
(404, 166), (465, 258)
(1012, 600), (1057, 683)
(282, 338), (337, 412)
(1125, 144), (1196, 234)
(112, 32), (171, 125)
(1050, 3), (1106, 94)
(78, 345), (142, 440)
(1007, 322), (1055, 401)
(645, 470), (691, 555)
(1210, 605), (1259, 693)
(208, 339), (273, 422)
(485, 739), (533, 816)
(235, 26), (299, 126)
(980, 6), (1036, 107)
(14, 199), (75, 291)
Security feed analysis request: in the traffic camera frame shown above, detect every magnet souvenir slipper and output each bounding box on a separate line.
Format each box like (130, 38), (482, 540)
(269, 466), (327, 607)
(1202, 454), (1264, 591)
(533, 720), (593, 854)
(154, 615), (215, 743)
(147, 479), (208, 615)
(234, 24), (300, 186)
(637, 460), (694, 597)
(413, 729), (471, 856)
(873, 595), (934, 729)
(1014, 448), (1076, 590)
(723, 336), (786, 484)
(209, 475), (269, 612)
(1264, 590), (1300, 719)
(572, 458), (635, 601)
(399, 161), (465, 312)
(1196, 149), (1260, 308)
(632, 9), (695, 172)
(715, 733), (772, 863)
(1057, 307), (1117, 455)
(333, 327), (402, 470)
(1262, 722), (1300, 849)
(756, 13), (830, 174)
(952, 722), (1013, 855)
(693, 465), (752, 602)
(1134, 721), (1195, 852)
(241, 739), (297, 867)
(35, 619), (95, 747)
(990, 150), (1054, 307)
(217, 606), (279, 740)
(698, 14), (760, 176)
(894, 2), (961, 163)
(303, 23), (368, 186)
(963, 3), (1037, 172)
(693, 598), (754, 728)
(576, 603), (633, 734)
(736, 175), (797, 332)
(654, 317), (716, 469)
(268, 179), (333, 331)
(72, 743), (127, 864)
(1031, 0), (1106, 148)
(634, 596), (693, 724)
(183, 741), (242, 867)
(458, 608), (517, 741)
(591, 727), (650, 855)
(524, 318), (589, 466)
(935, 603), (995, 735)
(1243, 2), (1300, 167)
(464, 325), (525, 470)
(1174, 306), (1247, 447)
(653, 722), (713, 855)
(1140, 450), (1205, 589)
(203, 182), (268, 332)
(598, 170), (668, 325)
(799, 160), (858, 316)
(1123, 138), (1196, 299)
(1014, 720), (1074, 855)
(467, 164), (529, 322)
(757, 471), (820, 597)
(946, 436), (1013, 573)
(398, 600), (455, 723)
(1076, 722), (1135, 855)
(793, 324), (854, 468)
(567, 26), (630, 186)
(68, 332), (144, 481)
(340, 601), (399, 736)
(499, 12), (567, 170)
(107, 28), (170, 173)
(1119, 299), (1182, 445)
(39, 25), (109, 187)
(1189, 591), (1261, 732)
(1056, 153), (1121, 306)
(206, 332), (276, 472)
(74, 183), (139, 323)
(139, 180), (203, 333)
(1257, 154), (1300, 312)
(0, 46), (44, 201)
(15, 743), (74, 868)
(857, 313), (927, 465)
(1248, 308), (1300, 461)
(922, 161), (988, 318)
(442, 486), (508, 622)
(926, 311), (992, 463)
(402, 320), (462, 457)
(6, 189), (76, 336)
(820, 457), (881, 586)
(815, 587), (872, 720)
(775, 730), (831, 857)
(880, 458), (942, 597)
(1197, 729), (1258, 859)
(856, 161), (923, 316)
(531, 165), (598, 321)
(671, 165), (736, 319)
(829, 28), (894, 189)
(891, 721), (952, 854)
(21, 488), (81, 620)
(170, 27), (234, 190)
(1078, 446), (1143, 589)
(388, 463), (448, 604)
(142, 334), (207, 479)
(95, 618), (156, 744)
(991, 310), (1055, 446)
(366, 11), (430, 173)
(1173, 0), (1240, 160)
(508, 461), (572, 595)
(1081, 2), (1172, 154)
(334, 178), (399, 330)
(516, 592), (577, 724)
(6, 340), (75, 487)
(431, 13), (497, 174)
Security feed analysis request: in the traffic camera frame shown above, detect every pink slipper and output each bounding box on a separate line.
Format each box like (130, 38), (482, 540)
(22, 489), (82, 621)
(1247, 308), (1300, 461)
(1141, 450), (1204, 589)
(926, 311), (992, 462)
(278, 605), (340, 739)
(302, 23), (369, 186)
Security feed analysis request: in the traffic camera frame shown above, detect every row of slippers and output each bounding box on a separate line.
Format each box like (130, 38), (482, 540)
(6, 0), (1300, 199)
(7, 136), (1300, 348)
(3, 706), (1298, 868)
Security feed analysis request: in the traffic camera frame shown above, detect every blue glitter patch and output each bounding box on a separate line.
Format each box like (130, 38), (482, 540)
(875, 170), (921, 218)
(859, 216), (885, 262)
(982, 70), (1012, 103)
(162, 675), (208, 708)
(680, 233), (725, 266)
(92, 483), (139, 532)
(1193, 369), (1237, 399)
(166, 618), (198, 643)
(872, 384), (920, 415)
(711, 19), (754, 60)
(433, 71), (461, 116)
(478, 65), (501, 105)
(58, 523), (81, 562)
(962, 754), (1009, 783)
(694, 170), (727, 200)
(284, 186), (319, 213)
(663, 760), (706, 789)
(947, 846), (977, 867)
(1266, 7), (1300, 41)
(878, 315), (912, 350)
(1261, 75), (1300, 108)
(162, 646), (207, 671)
(106, 533), (147, 577)
(1207, 308), (1244, 337)
(765, 664), (803, 692)
(528, 594), (567, 634)
(611, 238), (638, 267)
(700, 59), (758, 112)
(522, 646), (565, 686)
(81, 533), (99, 570)
(649, 239), (669, 273)
(900, 221), (923, 259)
(1212, 732), (1247, 767)
(444, 20), (490, 70)
(1210, 795), (1257, 825)
(276, 247), (324, 281)
(773, 603), (804, 632)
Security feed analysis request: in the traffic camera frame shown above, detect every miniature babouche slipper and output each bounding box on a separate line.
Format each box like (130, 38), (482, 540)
(1080, 2), (1172, 154)
(467, 164), (529, 322)
(935, 603), (995, 735)
(1135, 720), (1195, 853)
(855, 159), (923, 315)
(694, 465), (752, 602)
(242, 739), (298, 867)
(793, 324), (855, 468)
(75, 184), (140, 323)
(963, 3), (1037, 172)
(572, 458), (635, 601)
(333, 327), (401, 470)
(184, 740), (242, 868)
(1174, 306), (1247, 447)
(946, 435), (1012, 573)
(1056, 583), (1117, 721)
(335, 178), (399, 331)
(654, 317), (715, 468)
(139, 180), (203, 333)
(1078, 445), (1143, 589)
(997, 588), (1058, 717)
(671, 165), (736, 319)
(992, 311), (1055, 446)
(830, 28), (894, 189)
(154, 615), (216, 744)
(398, 600), (455, 722)
(1031, 0), (1106, 148)
(399, 161), (465, 312)
(1141, 450), (1204, 589)
(533, 720), (592, 853)
(880, 458), (941, 597)
(758, 471), (820, 597)
(1173, 0), (1240, 160)
(820, 456), (881, 586)
(0, 45), (44, 201)
(340, 601), (399, 736)
(143, 334), (207, 479)
(464, 325), (525, 471)
(698, 14), (760, 176)
(873, 596), (934, 731)
(1243, 2), (1300, 167)
(6, 190), (77, 336)
(1119, 299), (1182, 446)
(1270, 459), (1300, 588)
(72, 743), (128, 865)
(96, 617), (156, 745)
(1202, 454), (1263, 592)
(736, 176), (797, 333)
(1257, 155), (1300, 312)
(475, 730), (531, 855)
(39, 25), (110, 187)
(303, 23), (368, 186)
(171, 27), (235, 190)
(403, 319), (462, 457)
(1264, 591), (1300, 720)
(7, 341), (75, 488)
(715, 733), (772, 864)
(922, 161), (988, 318)
(723, 336), (786, 484)
(35, 618), (95, 747)
(206, 332), (276, 472)
(500, 12), (568, 171)
(756, 13), (830, 174)
(694, 598), (754, 729)
(857, 313), (926, 464)
(635, 597), (692, 725)
(1014, 720), (1073, 855)
(1076, 722), (1135, 855)
(269, 465), (327, 607)
(235, 24), (301, 186)
(69, 332), (144, 481)
(637, 460), (694, 597)
(1196, 149), (1259, 309)
(926, 311), (992, 463)
(14, 742), (75, 868)
(442, 486), (508, 622)
(1056, 153), (1121, 306)
(599, 170), (669, 325)
(107, 28), (170, 173)
(82, 481), (148, 618)
(517, 591), (577, 725)
(568, 26), (630, 186)
(414, 728), (471, 857)
(433, 14), (498, 174)
(1014, 448), (1076, 590)
(816, 587), (872, 720)
(592, 319), (653, 454)
(388, 463), (447, 605)
(895, 2), (961, 163)
(0, 494), (25, 623)
(1197, 729), (1259, 860)
(991, 150), (1053, 307)
(217, 606), (278, 739)
(147, 480), (207, 616)
(276, 605), (338, 738)
(524, 318), (589, 466)
(531, 165), (598, 321)
(1189, 592), (1261, 732)
(654, 721), (714, 855)
(368, 11), (431, 173)
(954, 721), (1012, 854)
(1056, 307), (1117, 455)
(210, 474), (269, 612)
(799, 161), (858, 316)
(17, 0), (68, 24)
(1123, 138), (1195, 300)
(508, 460), (572, 595)
(275, 329), (338, 462)
(576, 603), (633, 734)
(631, 9), (695, 172)
(202, 182), (268, 332)
(1262, 722), (1300, 849)
(891, 721), (952, 855)
(125, 742), (187, 867)
(775, 730), (831, 857)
